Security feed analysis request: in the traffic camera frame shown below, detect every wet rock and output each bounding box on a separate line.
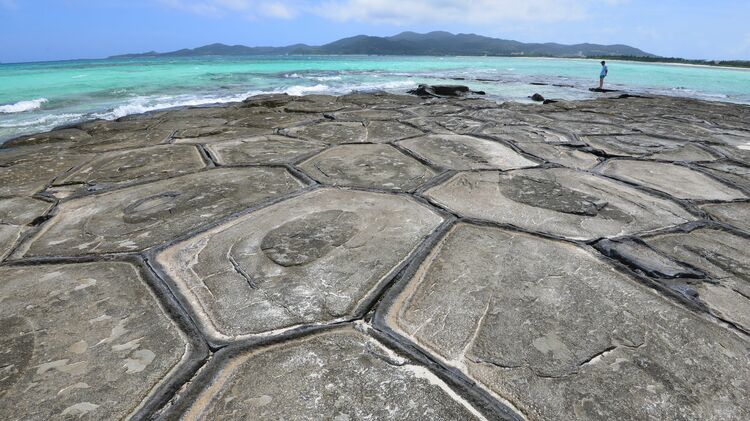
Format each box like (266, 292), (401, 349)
(19, 168), (304, 257)
(241, 93), (292, 108)
(0, 262), (195, 420)
(175, 328), (482, 420)
(645, 227), (750, 331)
(155, 188), (442, 342)
(595, 237), (705, 278)
(701, 201), (750, 232)
(425, 169), (694, 240)
(298, 144), (437, 191)
(53, 145), (206, 194)
(383, 223), (750, 420)
(530, 93), (545, 102)
(599, 160), (746, 201)
(206, 135), (325, 165)
(398, 134), (537, 170)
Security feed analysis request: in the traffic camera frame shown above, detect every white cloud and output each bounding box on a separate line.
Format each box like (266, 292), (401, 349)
(316, 0), (591, 25)
(158, 0), (625, 25)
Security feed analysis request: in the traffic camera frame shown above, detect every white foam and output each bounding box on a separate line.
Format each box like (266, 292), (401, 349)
(93, 92), (263, 120)
(0, 98), (48, 113)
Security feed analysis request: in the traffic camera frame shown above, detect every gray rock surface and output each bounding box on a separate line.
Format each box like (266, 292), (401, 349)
(398, 134), (538, 170)
(0, 262), (191, 420)
(156, 188), (443, 342)
(425, 169), (694, 240)
(599, 160), (746, 201)
(178, 328), (483, 420)
(19, 168), (304, 257)
(701, 201), (750, 232)
(644, 227), (750, 331)
(299, 144), (437, 191)
(205, 135), (325, 165)
(384, 223), (750, 420)
(1, 92), (749, 420)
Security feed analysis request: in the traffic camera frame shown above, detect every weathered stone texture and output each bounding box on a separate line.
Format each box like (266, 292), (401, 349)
(701, 201), (750, 232)
(385, 224), (750, 421)
(206, 135), (325, 165)
(157, 188), (443, 342)
(180, 328), (483, 420)
(425, 169), (694, 240)
(20, 168), (304, 257)
(600, 160), (746, 201)
(299, 144), (437, 191)
(0, 262), (188, 420)
(399, 134), (537, 170)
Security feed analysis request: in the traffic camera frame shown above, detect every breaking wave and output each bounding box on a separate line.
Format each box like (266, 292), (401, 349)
(0, 98), (49, 113)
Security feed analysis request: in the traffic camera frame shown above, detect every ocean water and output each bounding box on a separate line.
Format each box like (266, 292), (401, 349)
(1, 55), (750, 142)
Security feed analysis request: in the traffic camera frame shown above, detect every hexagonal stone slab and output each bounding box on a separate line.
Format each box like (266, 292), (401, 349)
(383, 223), (750, 420)
(398, 135), (537, 170)
(0, 196), (52, 260)
(644, 227), (750, 331)
(697, 161), (750, 189)
(19, 168), (304, 257)
(2, 128), (91, 148)
(0, 262), (197, 420)
(205, 135), (325, 165)
(425, 169), (694, 240)
(281, 122), (367, 144)
(229, 110), (321, 129)
(516, 143), (599, 170)
(298, 144), (437, 191)
(701, 201), (750, 232)
(73, 128), (174, 153)
(481, 124), (578, 146)
(599, 160), (746, 201)
(53, 145), (206, 194)
(0, 152), (91, 196)
(176, 328), (482, 420)
(366, 120), (423, 143)
(333, 108), (405, 122)
(581, 134), (712, 160)
(155, 188), (443, 343)
(172, 126), (272, 144)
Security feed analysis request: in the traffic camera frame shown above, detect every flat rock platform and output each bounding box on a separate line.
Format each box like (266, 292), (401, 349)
(1, 91), (749, 420)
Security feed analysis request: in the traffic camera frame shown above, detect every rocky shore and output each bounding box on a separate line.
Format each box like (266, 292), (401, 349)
(1, 90), (749, 420)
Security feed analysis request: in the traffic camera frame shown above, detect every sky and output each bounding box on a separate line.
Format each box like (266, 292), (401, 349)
(1, 0), (749, 63)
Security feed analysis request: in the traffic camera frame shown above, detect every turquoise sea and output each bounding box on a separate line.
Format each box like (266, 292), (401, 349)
(2, 55), (750, 142)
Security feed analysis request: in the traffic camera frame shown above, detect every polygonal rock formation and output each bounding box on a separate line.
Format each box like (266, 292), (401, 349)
(398, 134), (537, 170)
(54, 145), (206, 194)
(383, 223), (750, 420)
(174, 328), (483, 420)
(696, 160), (750, 189)
(228, 110), (322, 129)
(172, 126), (272, 144)
(74, 127), (174, 153)
(19, 168), (304, 257)
(281, 121), (368, 144)
(155, 188), (443, 343)
(0, 262), (198, 420)
(205, 135), (325, 165)
(701, 201), (750, 232)
(365, 120), (424, 142)
(2, 128), (92, 148)
(298, 144), (437, 191)
(0, 196), (52, 260)
(515, 143), (599, 170)
(644, 227), (750, 331)
(0, 151), (92, 196)
(599, 160), (747, 201)
(332, 108), (406, 122)
(425, 169), (694, 240)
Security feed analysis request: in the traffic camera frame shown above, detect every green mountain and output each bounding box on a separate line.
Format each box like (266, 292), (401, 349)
(110, 31), (655, 59)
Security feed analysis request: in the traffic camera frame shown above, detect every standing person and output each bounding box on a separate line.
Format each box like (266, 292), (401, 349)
(599, 61), (608, 89)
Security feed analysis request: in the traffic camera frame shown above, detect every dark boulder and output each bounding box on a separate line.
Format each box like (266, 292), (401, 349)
(530, 93), (545, 102)
(408, 84), (485, 98)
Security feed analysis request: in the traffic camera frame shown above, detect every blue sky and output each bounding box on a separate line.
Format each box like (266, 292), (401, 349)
(1, 0), (749, 63)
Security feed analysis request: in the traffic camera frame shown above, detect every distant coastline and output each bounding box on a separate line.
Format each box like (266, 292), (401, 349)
(589, 55), (750, 69)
